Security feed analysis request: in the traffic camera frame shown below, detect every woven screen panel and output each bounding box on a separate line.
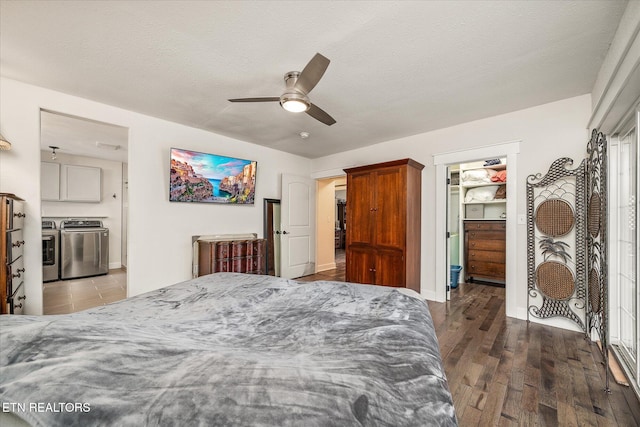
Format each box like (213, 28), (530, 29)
(536, 261), (575, 300)
(535, 199), (575, 237)
(589, 268), (601, 313)
(588, 192), (601, 238)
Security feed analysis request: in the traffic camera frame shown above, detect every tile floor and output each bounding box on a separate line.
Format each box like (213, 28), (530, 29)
(43, 268), (127, 315)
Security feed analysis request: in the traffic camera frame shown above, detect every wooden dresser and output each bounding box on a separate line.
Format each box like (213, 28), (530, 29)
(1, 194), (26, 314)
(344, 158), (424, 292)
(197, 238), (266, 276)
(463, 220), (506, 285)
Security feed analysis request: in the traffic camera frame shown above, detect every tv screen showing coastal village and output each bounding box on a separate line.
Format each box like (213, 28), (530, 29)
(170, 148), (257, 204)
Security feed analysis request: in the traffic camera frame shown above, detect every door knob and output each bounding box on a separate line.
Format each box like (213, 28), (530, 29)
(275, 231), (281, 235)
(282, 231), (290, 234)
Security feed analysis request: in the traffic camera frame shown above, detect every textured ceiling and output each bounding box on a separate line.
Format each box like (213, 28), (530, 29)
(0, 1), (628, 159)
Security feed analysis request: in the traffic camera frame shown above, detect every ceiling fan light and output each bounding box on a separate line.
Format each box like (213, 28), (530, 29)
(281, 98), (309, 113)
(280, 91), (310, 113)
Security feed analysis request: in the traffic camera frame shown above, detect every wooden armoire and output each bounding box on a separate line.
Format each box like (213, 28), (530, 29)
(344, 159), (424, 293)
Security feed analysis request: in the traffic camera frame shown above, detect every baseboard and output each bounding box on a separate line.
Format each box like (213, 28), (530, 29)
(423, 290), (437, 301)
(316, 262), (337, 273)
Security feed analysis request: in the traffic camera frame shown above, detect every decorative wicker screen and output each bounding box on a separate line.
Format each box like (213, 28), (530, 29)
(526, 158), (587, 329)
(526, 129), (609, 393)
(586, 129), (609, 392)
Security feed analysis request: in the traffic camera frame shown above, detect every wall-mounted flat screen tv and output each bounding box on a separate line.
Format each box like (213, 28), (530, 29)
(170, 148), (257, 204)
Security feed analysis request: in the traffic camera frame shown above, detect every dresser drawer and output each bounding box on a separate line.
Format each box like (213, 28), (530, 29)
(215, 241), (231, 259)
(466, 230), (505, 241)
(246, 256), (264, 273)
(6, 229), (25, 263)
(468, 250), (505, 263)
(464, 221), (505, 231)
(466, 261), (505, 278)
(467, 239), (505, 251)
(8, 256), (25, 282)
(9, 281), (25, 315)
(4, 199), (25, 230)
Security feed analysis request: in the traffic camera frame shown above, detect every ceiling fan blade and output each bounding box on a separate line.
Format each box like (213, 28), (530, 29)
(228, 97), (280, 102)
(306, 103), (336, 126)
(295, 53), (330, 95)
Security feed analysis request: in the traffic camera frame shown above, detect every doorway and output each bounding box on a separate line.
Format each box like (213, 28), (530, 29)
(434, 141), (520, 318)
(313, 176), (347, 279)
(263, 198), (281, 276)
(40, 110), (129, 314)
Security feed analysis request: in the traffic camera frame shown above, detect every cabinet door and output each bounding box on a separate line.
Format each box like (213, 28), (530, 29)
(61, 165), (101, 202)
(376, 249), (405, 287)
(346, 247), (376, 284)
(346, 171), (374, 245)
(41, 162), (61, 201)
(374, 166), (405, 249)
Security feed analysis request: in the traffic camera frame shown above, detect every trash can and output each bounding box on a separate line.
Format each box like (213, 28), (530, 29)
(450, 265), (462, 289)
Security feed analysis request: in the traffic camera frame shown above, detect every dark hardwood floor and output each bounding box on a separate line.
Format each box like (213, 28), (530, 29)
(298, 257), (640, 426)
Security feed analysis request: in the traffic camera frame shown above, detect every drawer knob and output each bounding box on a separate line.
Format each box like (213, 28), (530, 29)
(13, 303), (22, 309)
(12, 240), (25, 248)
(12, 272), (21, 279)
(14, 212), (26, 218)
(18, 295), (26, 301)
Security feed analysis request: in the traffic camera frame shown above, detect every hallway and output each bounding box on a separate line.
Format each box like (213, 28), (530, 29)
(298, 249), (345, 282)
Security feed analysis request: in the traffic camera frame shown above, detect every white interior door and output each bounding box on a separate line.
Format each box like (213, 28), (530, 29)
(280, 174), (316, 279)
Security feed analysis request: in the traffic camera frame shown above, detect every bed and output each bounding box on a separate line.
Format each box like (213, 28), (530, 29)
(0, 273), (457, 426)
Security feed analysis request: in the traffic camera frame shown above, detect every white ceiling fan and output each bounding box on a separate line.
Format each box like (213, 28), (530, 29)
(229, 53), (336, 126)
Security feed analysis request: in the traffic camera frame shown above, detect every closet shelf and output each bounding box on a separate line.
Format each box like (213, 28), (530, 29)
(461, 182), (506, 188)
(463, 200), (506, 205)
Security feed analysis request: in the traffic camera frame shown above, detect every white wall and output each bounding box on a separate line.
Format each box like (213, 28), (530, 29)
(311, 94), (592, 324)
(41, 151), (124, 269)
(0, 77), (312, 314)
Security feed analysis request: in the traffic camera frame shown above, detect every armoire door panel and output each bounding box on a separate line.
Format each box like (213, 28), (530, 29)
(375, 249), (405, 287)
(346, 247), (375, 284)
(346, 172), (374, 245)
(374, 167), (405, 249)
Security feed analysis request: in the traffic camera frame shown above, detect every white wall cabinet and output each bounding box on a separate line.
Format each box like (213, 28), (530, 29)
(41, 163), (102, 202)
(41, 162), (60, 201)
(61, 165), (101, 202)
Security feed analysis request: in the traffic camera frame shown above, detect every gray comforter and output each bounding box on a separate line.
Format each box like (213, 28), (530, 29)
(0, 273), (456, 426)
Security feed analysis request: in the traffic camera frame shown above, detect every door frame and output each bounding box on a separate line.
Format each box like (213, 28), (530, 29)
(434, 140), (520, 318)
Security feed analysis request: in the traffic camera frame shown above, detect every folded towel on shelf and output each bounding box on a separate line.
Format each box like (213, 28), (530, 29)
(491, 170), (507, 182)
(465, 185), (500, 202)
(461, 168), (496, 184)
